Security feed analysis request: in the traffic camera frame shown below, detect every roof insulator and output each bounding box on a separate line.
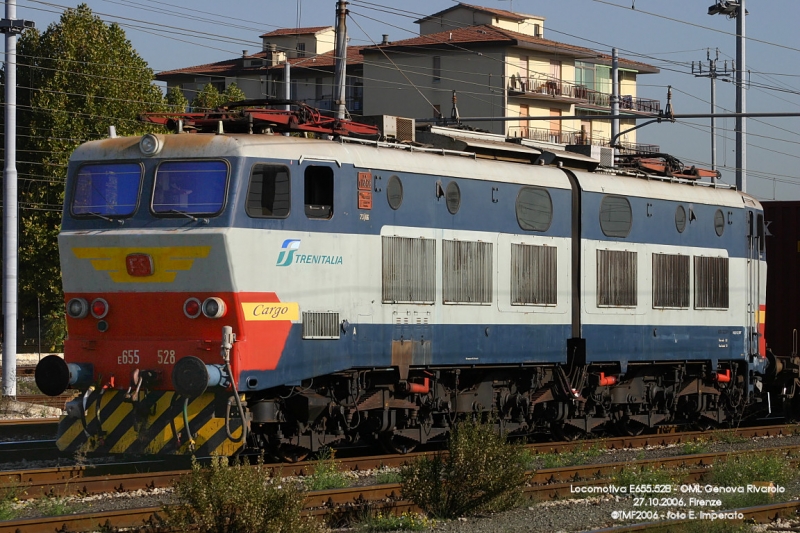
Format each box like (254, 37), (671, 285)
(216, 120), (224, 135)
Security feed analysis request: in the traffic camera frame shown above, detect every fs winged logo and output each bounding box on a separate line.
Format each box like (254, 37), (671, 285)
(276, 239), (301, 267)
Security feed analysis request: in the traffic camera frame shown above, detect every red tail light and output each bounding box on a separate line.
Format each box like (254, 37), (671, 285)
(184, 298), (201, 319)
(90, 298), (109, 319)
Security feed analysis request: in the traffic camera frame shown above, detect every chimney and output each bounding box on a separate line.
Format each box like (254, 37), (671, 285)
(381, 34), (389, 45)
(242, 50), (248, 57)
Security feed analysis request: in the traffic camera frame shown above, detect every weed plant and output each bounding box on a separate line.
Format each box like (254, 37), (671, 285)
(32, 496), (74, 516)
(400, 419), (528, 519)
(0, 487), (18, 521)
(170, 455), (319, 533)
(306, 448), (350, 491)
(358, 510), (434, 532)
(706, 452), (796, 509)
(680, 439), (709, 455)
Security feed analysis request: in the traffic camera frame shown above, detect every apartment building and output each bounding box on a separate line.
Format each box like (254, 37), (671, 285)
(361, 3), (660, 150)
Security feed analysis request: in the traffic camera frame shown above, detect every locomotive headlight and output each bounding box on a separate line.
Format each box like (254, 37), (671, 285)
(66, 298), (89, 319)
(202, 297), (226, 319)
(90, 298), (109, 319)
(139, 133), (162, 156)
(183, 297), (202, 319)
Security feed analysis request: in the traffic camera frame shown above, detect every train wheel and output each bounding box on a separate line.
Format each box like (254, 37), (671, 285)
(275, 444), (310, 463)
(552, 423), (585, 441)
(614, 418), (645, 437)
(379, 433), (418, 454)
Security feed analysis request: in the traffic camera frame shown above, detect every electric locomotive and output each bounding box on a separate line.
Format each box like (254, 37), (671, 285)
(34, 103), (794, 458)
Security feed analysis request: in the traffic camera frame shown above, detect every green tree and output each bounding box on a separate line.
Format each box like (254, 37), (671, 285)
(191, 83), (221, 110)
(166, 86), (188, 112)
(191, 82), (246, 111)
(3, 4), (165, 346)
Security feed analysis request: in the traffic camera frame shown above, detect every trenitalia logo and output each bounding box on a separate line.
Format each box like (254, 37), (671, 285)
(276, 239), (301, 267)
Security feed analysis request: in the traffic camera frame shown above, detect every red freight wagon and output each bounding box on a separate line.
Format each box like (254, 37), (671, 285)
(764, 201), (800, 358)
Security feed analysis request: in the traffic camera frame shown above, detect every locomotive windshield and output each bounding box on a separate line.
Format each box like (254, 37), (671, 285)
(152, 160), (228, 216)
(71, 162), (142, 217)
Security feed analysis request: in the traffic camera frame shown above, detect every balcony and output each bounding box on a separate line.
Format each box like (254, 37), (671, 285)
(508, 75), (661, 115)
(507, 126), (660, 154)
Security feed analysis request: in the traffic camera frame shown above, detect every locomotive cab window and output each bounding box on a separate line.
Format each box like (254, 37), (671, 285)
(305, 166), (334, 219)
(599, 196), (632, 238)
(153, 160), (228, 216)
(72, 162), (143, 218)
(246, 164), (290, 218)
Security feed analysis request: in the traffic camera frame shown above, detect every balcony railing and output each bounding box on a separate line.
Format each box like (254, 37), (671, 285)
(508, 126), (660, 154)
(508, 75), (660, 114)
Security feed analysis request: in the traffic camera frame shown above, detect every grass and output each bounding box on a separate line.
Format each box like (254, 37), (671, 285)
(305, 448), (350, 491)
(526, 442), (604, 469)
(612, 464), (682, 496)
(375, 469), (401, 485)
(357, 511), (434, 532)
(705, 452), (797, 509)
(31, 496), (75, 517)
(714, 432), (747, 445)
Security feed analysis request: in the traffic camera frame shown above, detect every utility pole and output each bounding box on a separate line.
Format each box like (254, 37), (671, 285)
(333, 0), (348, 120)
(1, 0), (34, 398)
(611, 48), (619, 149)
(707, 0), (747, 191)
(692, 49), (732, 171)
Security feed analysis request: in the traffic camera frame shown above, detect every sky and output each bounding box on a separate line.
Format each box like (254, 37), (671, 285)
(8, 0), (800, 201)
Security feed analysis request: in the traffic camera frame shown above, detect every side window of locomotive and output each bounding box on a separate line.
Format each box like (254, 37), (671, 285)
(599, 195), (632, 238)
(675, 205), (687, 233)
(72, 163), (143, 218)
(246, 164), (290, 218)
(714, 209), (725, 236)
(153, 160), (228, 216)
(516, 187), (552, 231)
(304, 166), (334, 219)
(387, 175), (403, 210)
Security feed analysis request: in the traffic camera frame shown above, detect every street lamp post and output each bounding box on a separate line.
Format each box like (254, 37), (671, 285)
(707, 0), (746, 192)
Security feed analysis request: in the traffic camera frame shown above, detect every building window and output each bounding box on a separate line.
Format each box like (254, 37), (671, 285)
(597, 249), (637, 307)
(599, 195), (632, 238)
(246, 164), (290, 218)
(652, 253), (689, 309)
(694, 256), (729, 309)
(516, 187), (552, 232)
(443, 240), (493, 304)
(511, 244), (556, 306)
(296, 42), (306, 58)
(433, 56), (441, 82)
(549, 109), (561, 143)
(315, 78), (324, 101)
(304, 166), (333, 219)
(382, 236), (435, 303)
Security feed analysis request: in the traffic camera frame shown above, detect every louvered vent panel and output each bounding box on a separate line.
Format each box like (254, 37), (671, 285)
(382, 236), (436, 303)
(396, 118), (415, 142)
(443, 240), (493, 304)
(597, 249), (638, 307)
(694, 256), (729, 309)
(652, 253), (690, 308)
(302, 312), (340, 339)
(511, 243), (557, 305)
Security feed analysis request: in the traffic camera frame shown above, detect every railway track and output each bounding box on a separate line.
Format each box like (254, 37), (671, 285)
(1, 450), (798, 533)
(0, 365), (36, 378)
(0, 422), (796, 490)
(0, 419), (59, 441)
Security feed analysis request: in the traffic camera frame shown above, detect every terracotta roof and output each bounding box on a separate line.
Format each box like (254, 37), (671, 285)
(259, 26), (333, 38)
(415, 2), (536, 24)
(156, 46), (366, 80)
(363, 25), (658, 73)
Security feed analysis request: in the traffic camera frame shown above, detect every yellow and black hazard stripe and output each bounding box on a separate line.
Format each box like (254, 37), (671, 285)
(56, 390), (244, 456)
